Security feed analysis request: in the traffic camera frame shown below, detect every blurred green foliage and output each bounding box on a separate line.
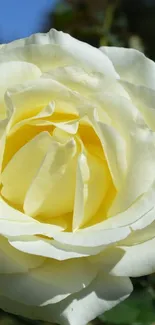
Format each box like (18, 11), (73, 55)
(101, 283), (155, 325)
(44, 0), (155, 59)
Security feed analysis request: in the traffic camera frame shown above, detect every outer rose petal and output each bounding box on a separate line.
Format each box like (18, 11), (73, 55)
(8, 236), (90, 260)
(108, 128), (155, 216)
(100, 47), (155, 88)
(0, 30), (118, 77)
(53, 226), (130, 247)
(42, 66), (129, 99)
(5, 78), (92, 126)
(119, 80), (155, 131)
(114, 237), (155, 276)
(95, 237), (155, 277)
(0, 236), (45, 274)
(0, 61), (41, 119)
(0, 273), (133, 325)
(0, 257), (97, 305)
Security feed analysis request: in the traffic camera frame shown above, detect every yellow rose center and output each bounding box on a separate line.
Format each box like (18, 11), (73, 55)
(0, 108), (116, 231)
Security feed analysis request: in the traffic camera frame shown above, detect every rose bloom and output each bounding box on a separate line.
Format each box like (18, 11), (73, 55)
(0, 29), (155, 325)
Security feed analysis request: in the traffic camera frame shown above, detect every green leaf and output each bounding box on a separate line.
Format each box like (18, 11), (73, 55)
(99, 288), (155, 325)
(99, 298), (139, 324)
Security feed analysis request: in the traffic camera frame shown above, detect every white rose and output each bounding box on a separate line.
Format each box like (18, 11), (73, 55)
(0, 29), (155, 325)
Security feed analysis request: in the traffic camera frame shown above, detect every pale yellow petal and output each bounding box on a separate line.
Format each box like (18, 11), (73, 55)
(24, 138), (77, 219)
(53, 226), (130, 247)
(0, 236), (45, 274)
(1, 132), (52, 206)
(6, 78), (88, 127)
(0, 29), (118, 76)
(43, 66), (128, 99)
(0, 273), (132, 325)
(93, 118), (127, 190)
(100, 46), (155, 88)
(0, 61), (41, 119)
(88, 180), (155, 230)
(0, 198), (66, 236)
(120, 80), (155, 131)
(109, 128), (155, 216)
(73, 151), (110, 230)
(0, 257), (97, 306)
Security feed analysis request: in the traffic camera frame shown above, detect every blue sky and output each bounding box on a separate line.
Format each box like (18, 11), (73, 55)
(0, 0), (58, 43)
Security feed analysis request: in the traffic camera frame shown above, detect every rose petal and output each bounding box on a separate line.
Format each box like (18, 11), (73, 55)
(53, 226), (130, 247)
(109, 128), (155, 216)
(6, 78), (93, 127)
(0, 198), (66, 236)
(120, 80), (155, 131)
(0, 273), (132, 325)
(110, 237), (155, 277)
(1, 132), (52, 205)
(0, 29), (118, 77)
(0, 61), (41, 119)
(93, 119), (127, 190)
(91, 180), (155, 230)
(24, 137), (77, 219)
(73, 151), (110, 230)
(0, 258), (97, 305)
(9, 236), (89, 260)
(0, 236), (45, 274)
(100, 47), (155, 88)
(43, 66), (129, 99)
